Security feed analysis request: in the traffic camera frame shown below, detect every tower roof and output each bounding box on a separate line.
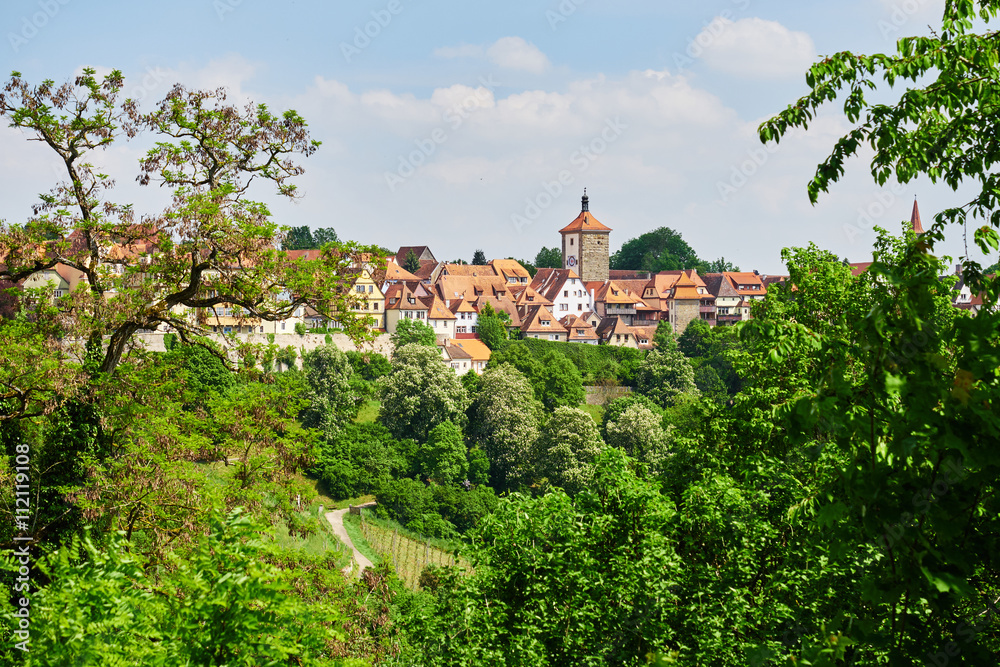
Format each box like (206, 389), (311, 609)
(559, 192), (612, 233)
(911, 198), (925, 234)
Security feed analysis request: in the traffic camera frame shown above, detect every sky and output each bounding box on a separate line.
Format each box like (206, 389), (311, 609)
(0, 0), (985, 274)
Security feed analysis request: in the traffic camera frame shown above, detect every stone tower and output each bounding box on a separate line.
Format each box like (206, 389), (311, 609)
(560, 191), (611, 282)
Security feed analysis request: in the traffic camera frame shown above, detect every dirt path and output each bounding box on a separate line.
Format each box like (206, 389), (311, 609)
(325, 507), (374, 577)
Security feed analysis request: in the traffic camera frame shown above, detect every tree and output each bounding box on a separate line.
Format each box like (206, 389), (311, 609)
(677, 318), (712, 358)
(471, 249), (487, 265)
(635, 338), (698, 408)
(403, 249), (421, 274)
(378, 343), (470, 442)
(652, 319), (675, 350)
(537, 349), (585, 411)
(281, 225), (314, 250)
(406, 449), (681, 665)
(534, 246), (562, 269)
(312, 422), (407, 498)
(475, 301), (509, 351)
(390, 318), (437, 348)
(487, 342), (541, 391)
(704, 257), (740, 273)
(312, 227), (339, 247)
(536, 406), (604, 494)
(0, 69), (378, 377)
(603, 402), (670, 473)
(609, 227), (702, 272)
(300, 344), (359, 431)
(600, 392), (663, 442)
(419, 420), (468, 486)
(468, 364), (542, 491)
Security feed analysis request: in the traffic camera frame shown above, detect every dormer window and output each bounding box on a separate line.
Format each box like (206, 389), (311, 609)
(541, 320), (551, 326)
(407, 296), (415, 304)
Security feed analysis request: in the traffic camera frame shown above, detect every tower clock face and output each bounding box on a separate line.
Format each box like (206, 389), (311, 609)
(567, 255), (577, 267)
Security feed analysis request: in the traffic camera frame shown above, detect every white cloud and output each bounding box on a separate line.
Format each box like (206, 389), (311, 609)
(699, 18), (816, 79)
(486, 36), (551, 74)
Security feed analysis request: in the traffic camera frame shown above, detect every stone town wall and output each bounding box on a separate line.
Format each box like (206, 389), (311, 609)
(672, 300), (701, 335)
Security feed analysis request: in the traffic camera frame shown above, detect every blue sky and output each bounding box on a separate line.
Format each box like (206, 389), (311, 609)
(2, 0), (982, 273)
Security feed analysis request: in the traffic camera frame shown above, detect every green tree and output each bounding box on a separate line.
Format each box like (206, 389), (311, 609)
(600, 392), (663, 442)
(537, 349), (585, 411)
(610, 227), (702, 272)
(345, 350), (391, 381)
(300, 344), (359, 431)
(475, 301), (509, 351)
(534, 246), (562, 269)
(471, 249), (487, 265)
(469, 364), (542, 491)
(0, 69), (378, 376)
(407, 448), (681, 665)
(603, 401), (670, 473)
(635, 338), (698, 408)
(312, 227), (340, 247)
(282, 225), (315, 250)
(419, 420), (468, 486)
(652, 319), (675, 349)
(704, 257), (740, 273)
(391, 318), (437, 348)
(677, 318), (712, 358)
(378, 343), (470, 442)
(312, 422), (408, 498)
(536, 406), (604, 494)
(403, 249), (421, 274)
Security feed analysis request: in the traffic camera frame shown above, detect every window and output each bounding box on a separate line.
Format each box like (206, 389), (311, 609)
(616, 334), (621, 342)
(281, 322), (286, 330)
(457, 326), (467, 333)
(541, 320), (551, 326)
(374, 303), (379, 310)
(53, 289), (66, 298)
(559, 304), (568, 311)
(356, 285), (365, 293)
(259, 326), (264, 332)
(577, 329), (585, 335)
(577, 303), (583, 310)
(564, 290), (569, 297)
(408, 296), (415, 304)
(570, 238), (574, 245)
(368, 285), (373, 293)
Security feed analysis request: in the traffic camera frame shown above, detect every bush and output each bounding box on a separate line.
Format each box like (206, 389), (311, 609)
(516, 338), (645, 386)
(294, 321), (307, 335)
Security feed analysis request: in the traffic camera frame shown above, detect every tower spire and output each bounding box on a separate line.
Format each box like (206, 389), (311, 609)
(581, 188), (589, 212)
(911, 196), (924, 234)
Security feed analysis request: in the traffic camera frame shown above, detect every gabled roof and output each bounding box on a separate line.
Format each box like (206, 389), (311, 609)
(512, 285), (553, 307)
(451, 338), (492, 362)
(560, 314), (599, 342)
(425, 296), (457, 320)
(631, 326), (658, 349)
(413, 260), (439, 280)
(595, 315), (632, 339)
(442, 344), (473, 361)
(384, 283), (429, 310)
(520, 305), (567, 334)
(591, 280), (642, 305)
(670, 271), (702, 300)
(703, 273), (741, 298)
(490, 259), (532, 282)
(473, 295), (523, 327)
(530, 267), (584, 302)
(449, 298), (478, 315)
(559, 193), (612, 233)
(383, 261), (420, 282)
(396, 246), (436, 264)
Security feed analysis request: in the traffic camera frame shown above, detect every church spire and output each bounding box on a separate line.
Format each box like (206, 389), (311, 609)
(911, 197), (925, 234)
(581, 188), (589, 212)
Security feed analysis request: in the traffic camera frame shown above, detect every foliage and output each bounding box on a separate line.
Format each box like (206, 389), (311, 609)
(378, 343), (470, 442)
(300, 345), (361, 432)
(512, 337), (646, 386)
(0, 510), (354, 666)
(600, 393), (663, 442)
(468, 364), (542, 492)
(536, 349), (586, 411)
(603, 402), (671, 474)
(475, 301), (509, 352)
(704, 257), (740, 273)
(374, 478), (498, 538)
(282, 225), (340, 250)
(346, 350), (392, 382)
(295, 321), (308, 335)
(634, 337), (699, 408)
(312, 422), (408, 499)
(390, 318), (437, 348)
(0, 69), (378, 375)
(418, 421), (468, 486)
(471, 249), (487, 265)
(677, 318), (712, 358)
(610, 226), (702, 273)
(403, 249), (421, 274)
(535, 406), (605, 494)
(405, 448), (681, 666)
(534, 246), (562, 269)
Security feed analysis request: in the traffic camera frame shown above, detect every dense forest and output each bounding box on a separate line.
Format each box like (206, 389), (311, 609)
(4, 2), (1000, 664)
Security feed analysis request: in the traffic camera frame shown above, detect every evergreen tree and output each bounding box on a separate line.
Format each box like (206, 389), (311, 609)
(471, 249), (488, 265)
(403, 249), (421, 273)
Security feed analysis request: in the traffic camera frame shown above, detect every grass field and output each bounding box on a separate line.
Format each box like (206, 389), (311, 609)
(578, 402), (605, 424)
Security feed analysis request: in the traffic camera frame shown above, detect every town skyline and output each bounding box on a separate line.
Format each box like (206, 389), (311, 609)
(2, 0), (985, 275)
